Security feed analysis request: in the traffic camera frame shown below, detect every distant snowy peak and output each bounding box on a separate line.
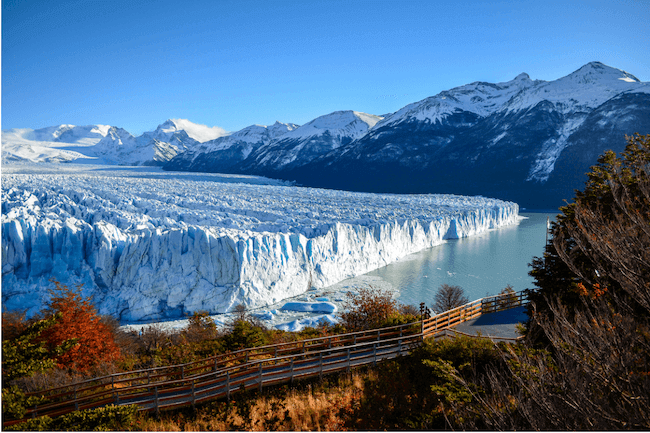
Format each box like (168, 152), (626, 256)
(159, 118), (228, 143)
(231, 121), (299, 142)
(1, 123), (185, 166)
(284, 110), (382, 140)
(267, 120), (300, 139)
(502, 62), (645, 113)
(565, 61), (640, 84)
(26, 124), (113, 145)
(96, 127), (137, 148)
(236, 111), (383, 172)
(198, 121), (299, 153)
(379, 73), (538, 128)
(380, 61), (645, 127)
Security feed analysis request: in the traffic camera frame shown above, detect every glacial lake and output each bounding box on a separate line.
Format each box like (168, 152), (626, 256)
(358, 211), (558, 307)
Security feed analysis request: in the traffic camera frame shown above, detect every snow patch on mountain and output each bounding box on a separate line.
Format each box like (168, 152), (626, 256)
(527, 115), (588, 182)
(2, 164), (518, 322)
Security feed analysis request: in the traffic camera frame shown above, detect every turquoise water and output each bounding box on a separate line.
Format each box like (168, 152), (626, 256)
(366, 212), (557, 306)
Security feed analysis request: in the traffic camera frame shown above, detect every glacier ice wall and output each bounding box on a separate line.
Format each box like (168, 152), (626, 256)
(1, 168), (519, 322)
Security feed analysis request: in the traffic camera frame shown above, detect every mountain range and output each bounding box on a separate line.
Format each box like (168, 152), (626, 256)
(1, 119), (226, 166)
(3, 62), (649, 208)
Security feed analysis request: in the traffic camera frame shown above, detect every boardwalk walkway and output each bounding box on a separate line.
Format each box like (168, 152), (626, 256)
(452, 305), (527, 341)
(3, 291), (529, 428)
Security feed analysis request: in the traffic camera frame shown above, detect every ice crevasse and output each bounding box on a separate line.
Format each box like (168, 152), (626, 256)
(1, 172), (519, 322)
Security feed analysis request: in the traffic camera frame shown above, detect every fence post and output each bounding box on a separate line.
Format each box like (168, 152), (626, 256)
(259, 362), (263, 393)
(74, 386), (79, 411)
(214, 359), (218, 372)
(319, 352), (323, 381)
(420, 302), (426, 338)
(154, 385), (159, 417)
(191, 380), (196, 410)
(347, 348), (351, 375)
(290, 358), (295, 384)
(377, 329), (381, 341)
(373, 343), (377, 367)
(399, 339), (402, 356)
(181, 365), (185, 379)
(226, 372), (231, 402)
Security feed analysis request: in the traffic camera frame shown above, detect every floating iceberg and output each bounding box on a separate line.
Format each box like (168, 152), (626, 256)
(280, 301), (338, 314)
(1, 164), (519, 322)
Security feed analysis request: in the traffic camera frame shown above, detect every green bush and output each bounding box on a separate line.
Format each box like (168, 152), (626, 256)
(6, 404), (138, 431)
(223, 320), (267, 351)
(2, 313), (76, 382)
(2, 385), (44, 420)
(343, 335), (502, 430)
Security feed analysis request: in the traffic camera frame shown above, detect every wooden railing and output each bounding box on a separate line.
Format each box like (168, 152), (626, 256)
(3, 290), (528, 427)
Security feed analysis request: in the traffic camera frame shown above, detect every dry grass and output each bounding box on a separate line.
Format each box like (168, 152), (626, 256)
(130, 371), (370, 431)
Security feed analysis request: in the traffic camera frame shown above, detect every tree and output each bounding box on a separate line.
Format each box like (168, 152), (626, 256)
(457, 134), (650, 430)
(553, 134), (650, 310)
(183, 311), (218, 343)
(38, 281), (121, 372)
(431, 284), (469, 314)
(339, 287), (398, 331)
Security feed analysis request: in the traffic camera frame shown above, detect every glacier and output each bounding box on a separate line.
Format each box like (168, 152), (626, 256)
(1, 164), (519, 323)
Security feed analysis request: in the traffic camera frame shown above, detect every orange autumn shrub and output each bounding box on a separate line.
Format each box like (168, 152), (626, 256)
(39, 281), (121, 372)
(574, 282), (609, 299)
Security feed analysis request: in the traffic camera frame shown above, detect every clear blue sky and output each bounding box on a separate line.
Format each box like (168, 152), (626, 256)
(2, 0), (649, 136)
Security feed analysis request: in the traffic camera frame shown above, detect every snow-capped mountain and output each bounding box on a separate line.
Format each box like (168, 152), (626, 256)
(233, 111), (383, 173)
(163, 121), (299, 173)
(278, 62), (649, 208)
(1, 119), (219, 166)
(1, 124), (146, 165)
(158, 118), (228, 143)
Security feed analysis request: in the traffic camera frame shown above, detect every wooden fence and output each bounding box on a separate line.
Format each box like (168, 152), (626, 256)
(3, 290), (528, 427)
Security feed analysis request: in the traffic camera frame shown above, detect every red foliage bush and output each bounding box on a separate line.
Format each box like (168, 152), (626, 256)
(39, 281), (121, 372)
